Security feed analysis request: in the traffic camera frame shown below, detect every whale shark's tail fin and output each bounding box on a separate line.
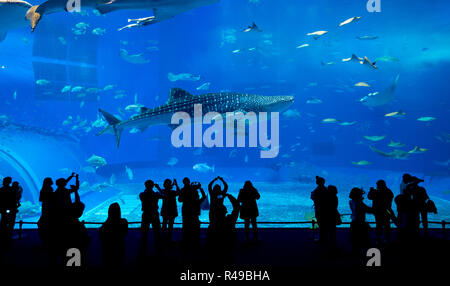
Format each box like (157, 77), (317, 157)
(97, 109), (124, 148)
(26, 5), (41, 32)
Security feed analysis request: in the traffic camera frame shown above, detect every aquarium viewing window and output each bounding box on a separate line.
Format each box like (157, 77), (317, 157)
(0, 0), (448, 276)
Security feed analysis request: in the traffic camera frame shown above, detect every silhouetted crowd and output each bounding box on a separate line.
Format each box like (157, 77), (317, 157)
(0, 172), (438, 266)
(311, 174), (437, 254)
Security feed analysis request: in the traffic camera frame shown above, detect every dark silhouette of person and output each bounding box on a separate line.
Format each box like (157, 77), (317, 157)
(66, 174), (90, 265)
(324, 185), (339, 245)
(237, 181), (260, 241)
(38, 177), (55, 247)
(160, 178), (180, 243)
(349, 187), (373, 254)
(0, 176), (19, 244)
(208, 176), (228, 228)
(0, 177), (13, 234)
(139, 180), (162, 250)
(206, 193), (240, 265)
(396, 175), (428, 240)
(311, 176), (338, 244)
(409, 177), (429, 235)
(99, 202), (128, 267)
(368, 180), (394, 243)
(178, 178), (206, 246)
(7, 181), (22, 240)
(42, 173), (89, 265)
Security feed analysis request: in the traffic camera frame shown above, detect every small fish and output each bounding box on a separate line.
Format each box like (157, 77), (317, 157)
(86, 154), (107, 168)
(306, 30), (328, 40)
(306, 98), (322, 104)
(125, 165), (133, 181)
(352, 160), (371, 166)
(356, 35), (378, 40)
(322, 118), (339, 124)
(168, 72), (200, 82)
(196, 82), (211, 91)
(364, 135), (386, 141)
(232, 49), (241, 54)
(339, 121), (357, 126)
(385, 110), (406, 118)
(354, 82), (370, 87)
(36, 79), (50, 86)
(75, 22), (90, 30)
(339, 16), (361, 27)
(103, 84), (116, 91)
(125, 104), (144, 112)
(61, 85), (71, 93)
(321, 61), (335, 66)
(417, 116), (436, 122)
(13, 91), (17, 100)
(92, 28), (106, 36)
(243, 22), (261, 33)
(296, 44), (309, 49)
(167, 157), (178, 166)
(71, 86), (83, 93)
(408, 146), (428, 154)
(193, 163), (215, 173)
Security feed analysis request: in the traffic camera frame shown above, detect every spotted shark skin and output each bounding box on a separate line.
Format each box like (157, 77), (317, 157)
(98, 88), (294, 147)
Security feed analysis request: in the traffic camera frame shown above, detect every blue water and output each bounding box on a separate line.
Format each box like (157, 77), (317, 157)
(0, 0), (449, 225)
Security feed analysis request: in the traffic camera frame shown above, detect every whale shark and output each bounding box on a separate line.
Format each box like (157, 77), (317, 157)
(0, 0), (32, 41)
(360, 75), (400, 107)
(26, 0), (219, 31)
(97, 88), (294, 147)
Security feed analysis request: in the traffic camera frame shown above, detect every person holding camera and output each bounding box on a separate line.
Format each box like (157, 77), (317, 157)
(139, 180), (162, 248)
(208, 176), (228, 228)
(368, 180), (394, 244)
(160, 178), (180, 243)
(179, 177), (206, 245)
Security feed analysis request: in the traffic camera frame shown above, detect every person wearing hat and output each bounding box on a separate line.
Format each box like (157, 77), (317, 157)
(349, 187), (373, 253)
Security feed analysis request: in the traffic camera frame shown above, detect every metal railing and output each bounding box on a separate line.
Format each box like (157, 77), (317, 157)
(15, 219), (449, 240)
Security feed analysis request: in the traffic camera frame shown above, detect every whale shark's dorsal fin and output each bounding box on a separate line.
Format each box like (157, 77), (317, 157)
(168, 88), (193, 103)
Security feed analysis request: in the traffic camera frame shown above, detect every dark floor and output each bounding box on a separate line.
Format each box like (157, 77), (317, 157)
(0, 227), (448, 279)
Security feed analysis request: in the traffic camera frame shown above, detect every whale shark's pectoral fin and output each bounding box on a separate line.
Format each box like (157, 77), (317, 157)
(0, 32), (7, 42)
(26, 5), (42, 32)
